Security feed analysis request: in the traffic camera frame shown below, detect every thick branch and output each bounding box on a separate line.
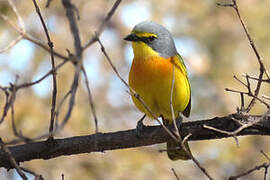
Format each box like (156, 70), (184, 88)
(1, 113), (270, 169)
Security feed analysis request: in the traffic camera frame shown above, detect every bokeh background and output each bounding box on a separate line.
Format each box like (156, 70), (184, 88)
(1, 0), (270, 179)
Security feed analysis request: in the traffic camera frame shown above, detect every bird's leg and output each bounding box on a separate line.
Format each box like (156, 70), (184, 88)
(136, 114), (146, 138)
(161, 115), (169, 127)
(176, 116), (183, 128)
(161, 115), (176, 135)
(162, 115), (183, 136)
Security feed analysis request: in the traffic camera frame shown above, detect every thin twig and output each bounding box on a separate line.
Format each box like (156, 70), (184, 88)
(204, 109), (270, 141)
(0, 79), (18, 124)
(55, 90), (72, 128)
(204, 124), (239, 147)
(62, 0), (82, 57)
(0, 35), (23, 53)
(225, 88), (270, 109)
(31, 0), (58, 136)
(262, 95), (270, 101)
(246, 75), (270, 83)
(170, 64), (180, 138)
(228, 162), (270, 180)
(0, 88), (10, 124)
(245, 74), (252, 95)
(21, 167), (44, 180)
(82, 66), (99, 132)
(219, 0), (268, 113)
(0, 0), (25, 53)
(239, 92), (244, 111)
(16, 61), (67, 89)
(181, 133), (214, 180)
(11, 104), (31, 142)
(83, 0), (122, 49)
(7, 0), (25, 30)
(57, 0), (83, 130)
(230, 0), (267, 111)
(171, 168), (180, 180)
(46, 0), (53, 8)
(0, 15), (69, 61)
(261, 150), (270, 161)
(0, 139), (28, 180)
(233, 75), (248, 89)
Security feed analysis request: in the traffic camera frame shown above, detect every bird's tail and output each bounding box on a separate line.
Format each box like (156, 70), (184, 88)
(167, 138), (191, 160)
(163, 117), (191, 160)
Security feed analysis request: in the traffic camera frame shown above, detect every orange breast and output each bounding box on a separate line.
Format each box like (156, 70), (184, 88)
(129, 56), (172, 88)
(128, 55), (190, 120)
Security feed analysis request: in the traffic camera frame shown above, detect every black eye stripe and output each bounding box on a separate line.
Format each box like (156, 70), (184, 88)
(140, 36), (157, 43)
(148, 36), (156, 41)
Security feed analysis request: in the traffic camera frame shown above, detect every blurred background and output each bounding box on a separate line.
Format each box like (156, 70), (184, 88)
(1, 0), (270, 179)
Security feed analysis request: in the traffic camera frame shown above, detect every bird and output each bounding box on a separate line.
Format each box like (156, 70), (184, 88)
(124, 21), (191, 160)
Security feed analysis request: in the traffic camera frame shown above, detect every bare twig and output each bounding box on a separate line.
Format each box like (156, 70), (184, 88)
(171, 168), (180, 180)
(218, 0), (269, 114)
(82, 66), (98, 132)
(262, 95), (270, 101)
(233, 75), (248, 89)
(11, 104), (31, 142)
(0, 138), (28, 180)
(261, 150), (270, 161)
(16, 61), (67, 89)
(0, 15), (69, 61)
(246, 75), (270, 83)
(245, 74), (252, 95)
(21, 167), (44, 180)
(181, 133), (214, 180)
(57, 0), (83, 130)
(0, 80), (18, 124)
(204, 109), (270, 145)
(225, 88), (270, 109)
(0, 35), (23, 53)
(264, 167), (268, 180)
(46, 0), (53, 8)
(55, 90), (72, 128)
(204, 124), (239, 147)
(170, 65), (180, 138)
(0, 88), (10, 124)
(228, 162), (270, 180)
(7, 0), (25, 30)
(239, 92), (244, 112)
(231, 0), (267, 111)
(83, 0), (122, 49)
(31, 0), (58, 136)
(0, 0), (25, 53)
(216, 2), (234, 7)
(62, 0), (82, 57)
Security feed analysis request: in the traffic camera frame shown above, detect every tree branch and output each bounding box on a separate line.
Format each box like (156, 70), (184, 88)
(1, 113), (270, 169)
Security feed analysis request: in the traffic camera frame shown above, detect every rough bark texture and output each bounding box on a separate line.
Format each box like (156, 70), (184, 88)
(1, 113), (270, 169)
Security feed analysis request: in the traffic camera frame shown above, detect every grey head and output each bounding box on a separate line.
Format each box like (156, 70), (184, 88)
(124, 21), (178, 58)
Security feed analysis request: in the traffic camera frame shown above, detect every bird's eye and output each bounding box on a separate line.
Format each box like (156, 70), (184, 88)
(148, 36), (156, 42)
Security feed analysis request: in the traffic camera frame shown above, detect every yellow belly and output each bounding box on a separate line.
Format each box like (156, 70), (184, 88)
(129, 55), (190, 122)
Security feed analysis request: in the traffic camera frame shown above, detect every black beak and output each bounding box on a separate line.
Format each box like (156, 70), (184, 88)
(124, 33), (140, 41)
